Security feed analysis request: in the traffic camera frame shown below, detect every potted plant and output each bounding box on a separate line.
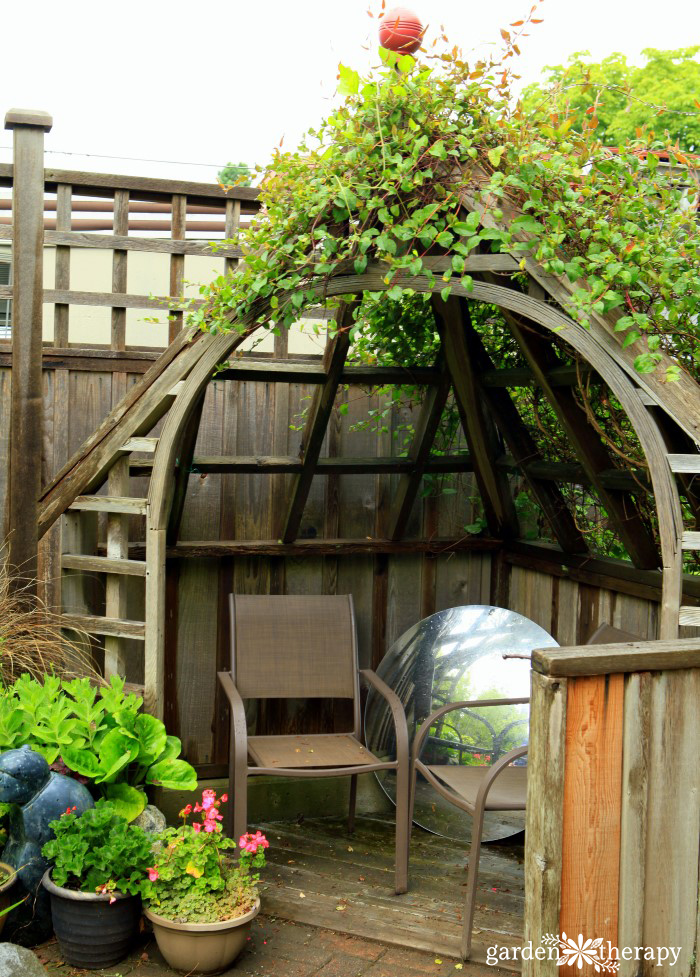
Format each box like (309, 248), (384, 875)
(0, 674), (198, 822)
(41, 802), (154, 969)
(0, 861), (23, 936)
(142, 789), (269, 975)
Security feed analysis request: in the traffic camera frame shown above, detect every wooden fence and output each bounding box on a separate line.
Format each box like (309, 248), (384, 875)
(1, 343), (698, 766)
(524, 638), (700, 977)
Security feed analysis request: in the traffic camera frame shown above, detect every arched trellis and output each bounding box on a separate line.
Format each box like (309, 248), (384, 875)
(137, 270), (686, 714)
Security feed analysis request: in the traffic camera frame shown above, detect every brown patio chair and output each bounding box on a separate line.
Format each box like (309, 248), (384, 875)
(217, 593), (410, 894)
(407, 620), (640, 958)
(409, 697), (529, 959)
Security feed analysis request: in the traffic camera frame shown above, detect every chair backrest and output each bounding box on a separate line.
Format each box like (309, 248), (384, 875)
(229, 594), (359, 701)
(586, 622), (639, 645)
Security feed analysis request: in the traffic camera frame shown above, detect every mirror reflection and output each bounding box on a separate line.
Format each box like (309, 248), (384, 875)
(364, 605), (558, 842)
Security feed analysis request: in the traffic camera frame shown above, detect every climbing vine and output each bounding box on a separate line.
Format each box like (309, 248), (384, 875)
(197, 10), (698, 381)
(193, 11), (699, 562)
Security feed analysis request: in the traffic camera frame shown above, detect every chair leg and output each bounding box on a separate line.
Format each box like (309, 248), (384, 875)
(348, 775), (358, 835)
(231, 748), (248, 846)
(394, 763), (409, 895)
(460, 804), (486, 960)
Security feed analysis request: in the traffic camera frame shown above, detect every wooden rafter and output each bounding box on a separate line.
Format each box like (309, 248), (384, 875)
(280, 303), (356, 544)
(432, 295), (519, 539)
(388, 362), (452, 540)
(501, 301), (659, 569)
(459, 313), (588, 555)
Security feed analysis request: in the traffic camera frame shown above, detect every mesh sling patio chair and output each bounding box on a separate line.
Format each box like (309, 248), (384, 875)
(217, 593), (410, 894)
(407, 620), (639, 959)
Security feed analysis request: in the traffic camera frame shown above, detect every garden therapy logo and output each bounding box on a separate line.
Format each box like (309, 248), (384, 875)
(486, 933), (682, 968)
(543, 933), (619, 972)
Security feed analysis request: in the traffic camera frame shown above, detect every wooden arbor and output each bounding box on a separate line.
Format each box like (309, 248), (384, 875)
(36, 251), (700, 716)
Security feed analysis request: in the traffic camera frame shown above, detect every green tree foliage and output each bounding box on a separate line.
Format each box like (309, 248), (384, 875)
(217, 161), (253, 186)
(521, 47), (700, 151)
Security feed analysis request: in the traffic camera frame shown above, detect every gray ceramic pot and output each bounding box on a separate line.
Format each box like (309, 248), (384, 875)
(144, 899), (260, 974)
(42, 869), (141, 969)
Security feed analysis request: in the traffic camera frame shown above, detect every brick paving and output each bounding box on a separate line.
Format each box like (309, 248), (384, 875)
(37, 913), (515, 976)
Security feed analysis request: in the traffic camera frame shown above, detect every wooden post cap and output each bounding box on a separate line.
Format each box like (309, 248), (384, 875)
(5, 108), (53, 131)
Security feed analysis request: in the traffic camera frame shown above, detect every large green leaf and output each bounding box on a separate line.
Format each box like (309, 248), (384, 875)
(134, 713), (167, 765)
(146, 758), (197, 791)
(61, 745), (101, 779)
(153, 735), (182, 766)
(95, 729), (138, 784)
(104, 783), (147, 822)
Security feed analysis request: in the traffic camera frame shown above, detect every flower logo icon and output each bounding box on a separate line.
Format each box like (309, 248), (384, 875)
(557, 933), (604, 969)
(543, 933), (619, 972)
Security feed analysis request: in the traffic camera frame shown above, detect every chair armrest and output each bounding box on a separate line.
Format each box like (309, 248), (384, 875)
(360, 669), (409, 768)
(217, 671), (248, 762)
(412, 698), (530, 763)
(474, 745), (528, 811)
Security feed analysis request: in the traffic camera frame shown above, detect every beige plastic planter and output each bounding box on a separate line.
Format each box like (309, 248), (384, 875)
(144, 899), (260, 974)
(0, 861), (18, 936)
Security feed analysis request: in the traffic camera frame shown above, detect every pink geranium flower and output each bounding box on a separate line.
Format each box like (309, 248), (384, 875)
(239, 831), (269, 854)
(148, 867), (159, 882)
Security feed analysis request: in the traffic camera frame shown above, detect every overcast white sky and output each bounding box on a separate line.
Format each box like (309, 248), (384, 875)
(1, 0), (697, 185)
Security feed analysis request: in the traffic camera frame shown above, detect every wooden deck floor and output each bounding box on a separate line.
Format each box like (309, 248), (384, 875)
(258, 813), (523, 969)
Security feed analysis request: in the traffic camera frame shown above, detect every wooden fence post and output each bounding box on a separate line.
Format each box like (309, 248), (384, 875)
(525, 639), (700, 977)
(3, 108), (52, 590)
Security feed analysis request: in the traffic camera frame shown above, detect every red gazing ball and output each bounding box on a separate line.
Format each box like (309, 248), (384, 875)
(378, 7), (424, 54)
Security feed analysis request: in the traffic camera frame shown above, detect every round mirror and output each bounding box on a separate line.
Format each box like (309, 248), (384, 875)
(364, 605), (558, 842)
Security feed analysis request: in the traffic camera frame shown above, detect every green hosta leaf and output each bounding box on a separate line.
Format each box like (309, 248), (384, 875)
(154, 736), (183, 766)
(146, 758), (197, 791)
(104, 783), (147, 822)
(134, 713), (168, 765)
(95, 729), (139, 784)
(61, 745), (101, 779)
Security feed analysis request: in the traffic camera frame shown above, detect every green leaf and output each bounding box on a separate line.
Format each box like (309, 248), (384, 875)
(440, 286), (452, 302)
(95, 729), (139, 784)
(104, 783), (147, 822)
(337, 64), (360, 96)
(633, 353), (660, 374)
(354, 256), (368, 275)
(146, 758), (197, 791)
(61, 745), (101, 779)
(134, 713), (168, 765)
(487, 146), (505, 167)
(153, 735), (183, 767)
(511, 215), (543, 234)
